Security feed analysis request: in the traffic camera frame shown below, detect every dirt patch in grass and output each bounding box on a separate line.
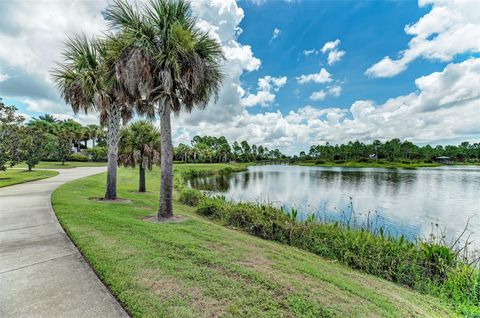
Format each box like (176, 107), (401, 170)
(89, 197), (132, 203)
(140, 272), (228, 317)
(142, 215), (188, 223)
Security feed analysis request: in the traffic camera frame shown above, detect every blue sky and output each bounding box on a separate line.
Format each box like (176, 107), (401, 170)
(238, 0), (449, 115)
(0, 0), (479, 154)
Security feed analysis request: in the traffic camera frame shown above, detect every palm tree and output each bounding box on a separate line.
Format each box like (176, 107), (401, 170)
(105, 0), (224, 219)
(118, 120), (161, 192)
(27, 114), (59, 134)
(86, 124), (101, 148)
(52, 35), (131, 200)
(38, 114), (60, 123)
(60, 119), (83, 152)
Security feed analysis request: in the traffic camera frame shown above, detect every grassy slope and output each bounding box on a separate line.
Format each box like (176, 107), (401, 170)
(52, 164), (456, 318)
(0, 169), (58, 187)
(15, 161), (108, 169)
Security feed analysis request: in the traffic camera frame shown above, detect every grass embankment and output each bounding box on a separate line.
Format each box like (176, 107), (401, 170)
(15, 161), (108, 169)
(294, 160), (441, 169)
(53, 164), (459, 317)
(0, 169), (59, 187)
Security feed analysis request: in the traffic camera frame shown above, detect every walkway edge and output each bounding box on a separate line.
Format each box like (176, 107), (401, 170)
(48, 171), (131, 318)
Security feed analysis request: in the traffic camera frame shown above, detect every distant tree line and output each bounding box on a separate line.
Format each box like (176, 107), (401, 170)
(174, 136), (286, 163)
(2, 99), (478, 172)
(298, 139), (480, 163)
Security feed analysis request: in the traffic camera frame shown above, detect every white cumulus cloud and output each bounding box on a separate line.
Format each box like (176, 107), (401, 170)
(321, 39), (340, 53)
(310, 91), (327, 101)
(296, 68), (332, 84)
(366, 0), (480, 78)
(309, 85), (342, 101)
(321, 39), (345, 65)
(241, 75), (287, 107)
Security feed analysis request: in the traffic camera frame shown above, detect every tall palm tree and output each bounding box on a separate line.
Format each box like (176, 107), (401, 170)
(105, 0), (224, 219)
(118, 120), (161, 192)
(52, 35), (131, 200)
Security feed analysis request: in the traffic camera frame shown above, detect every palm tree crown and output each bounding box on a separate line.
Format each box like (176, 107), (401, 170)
(105, 0), (225, 114)
(118, 120), (160, 170)
(52, 35), (132, 200)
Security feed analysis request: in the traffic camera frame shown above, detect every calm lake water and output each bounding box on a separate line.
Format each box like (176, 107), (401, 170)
(188, 165), (480, 245)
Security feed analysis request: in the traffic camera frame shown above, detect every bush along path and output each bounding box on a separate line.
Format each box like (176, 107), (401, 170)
(177, 168), (480, 317)
(51, 164), (465, 317)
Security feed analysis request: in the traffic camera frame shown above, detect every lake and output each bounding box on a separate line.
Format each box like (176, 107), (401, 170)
(188, 165), (480, 246)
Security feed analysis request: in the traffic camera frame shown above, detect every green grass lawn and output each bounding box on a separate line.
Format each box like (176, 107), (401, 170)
(52, 164), (457, 318)
(14, 161), (108, 169)
(0, 169), (59, 187)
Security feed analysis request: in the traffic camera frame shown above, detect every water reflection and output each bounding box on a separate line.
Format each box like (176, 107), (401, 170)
(188, 165), (480, 244)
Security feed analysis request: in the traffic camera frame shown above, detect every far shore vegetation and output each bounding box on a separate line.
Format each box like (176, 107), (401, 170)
(52, 164), (473, 317)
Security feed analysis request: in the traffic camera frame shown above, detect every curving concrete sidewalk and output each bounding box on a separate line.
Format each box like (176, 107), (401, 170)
(0, 167), (129, 318)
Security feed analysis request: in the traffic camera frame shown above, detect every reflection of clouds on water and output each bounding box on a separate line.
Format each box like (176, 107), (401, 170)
(189, 165), (480, 246)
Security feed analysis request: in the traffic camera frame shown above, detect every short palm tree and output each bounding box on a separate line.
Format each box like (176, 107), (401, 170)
(27, 115), (59, 134)
(105, 0), (224, 219)
(86, 124), (101, 148)
(118, 120), (161, 192)
(38, 114), (60, 123)
(60, 119), (83, 152)
(52, 35), (131, 199)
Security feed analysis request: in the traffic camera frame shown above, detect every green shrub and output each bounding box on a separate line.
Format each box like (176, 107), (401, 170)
(356, 157), (369, 163)
(334, 159), (345, 164)
(178, 188), (203, 206)
(82, 147), (107, 162)
(315, 160), (326, 165)
(68, 153), (88, 162)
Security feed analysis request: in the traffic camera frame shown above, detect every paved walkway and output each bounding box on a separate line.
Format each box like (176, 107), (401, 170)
(0, 167), (129, 318)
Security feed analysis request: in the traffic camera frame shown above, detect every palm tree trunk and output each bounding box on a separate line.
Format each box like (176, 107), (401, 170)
(158, 103), (173, 219)
(105, 104), (121, 200)
(139, 165), (146, 192)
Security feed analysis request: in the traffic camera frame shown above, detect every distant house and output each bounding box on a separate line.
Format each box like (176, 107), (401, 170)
(368, 154), (378, 160)
(435, 156), (453, 164)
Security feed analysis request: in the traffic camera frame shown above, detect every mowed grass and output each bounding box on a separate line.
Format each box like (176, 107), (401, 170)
(0, 169), (59, 187)
(15, 161), (108, 169)
(52, 164), (457, 318)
